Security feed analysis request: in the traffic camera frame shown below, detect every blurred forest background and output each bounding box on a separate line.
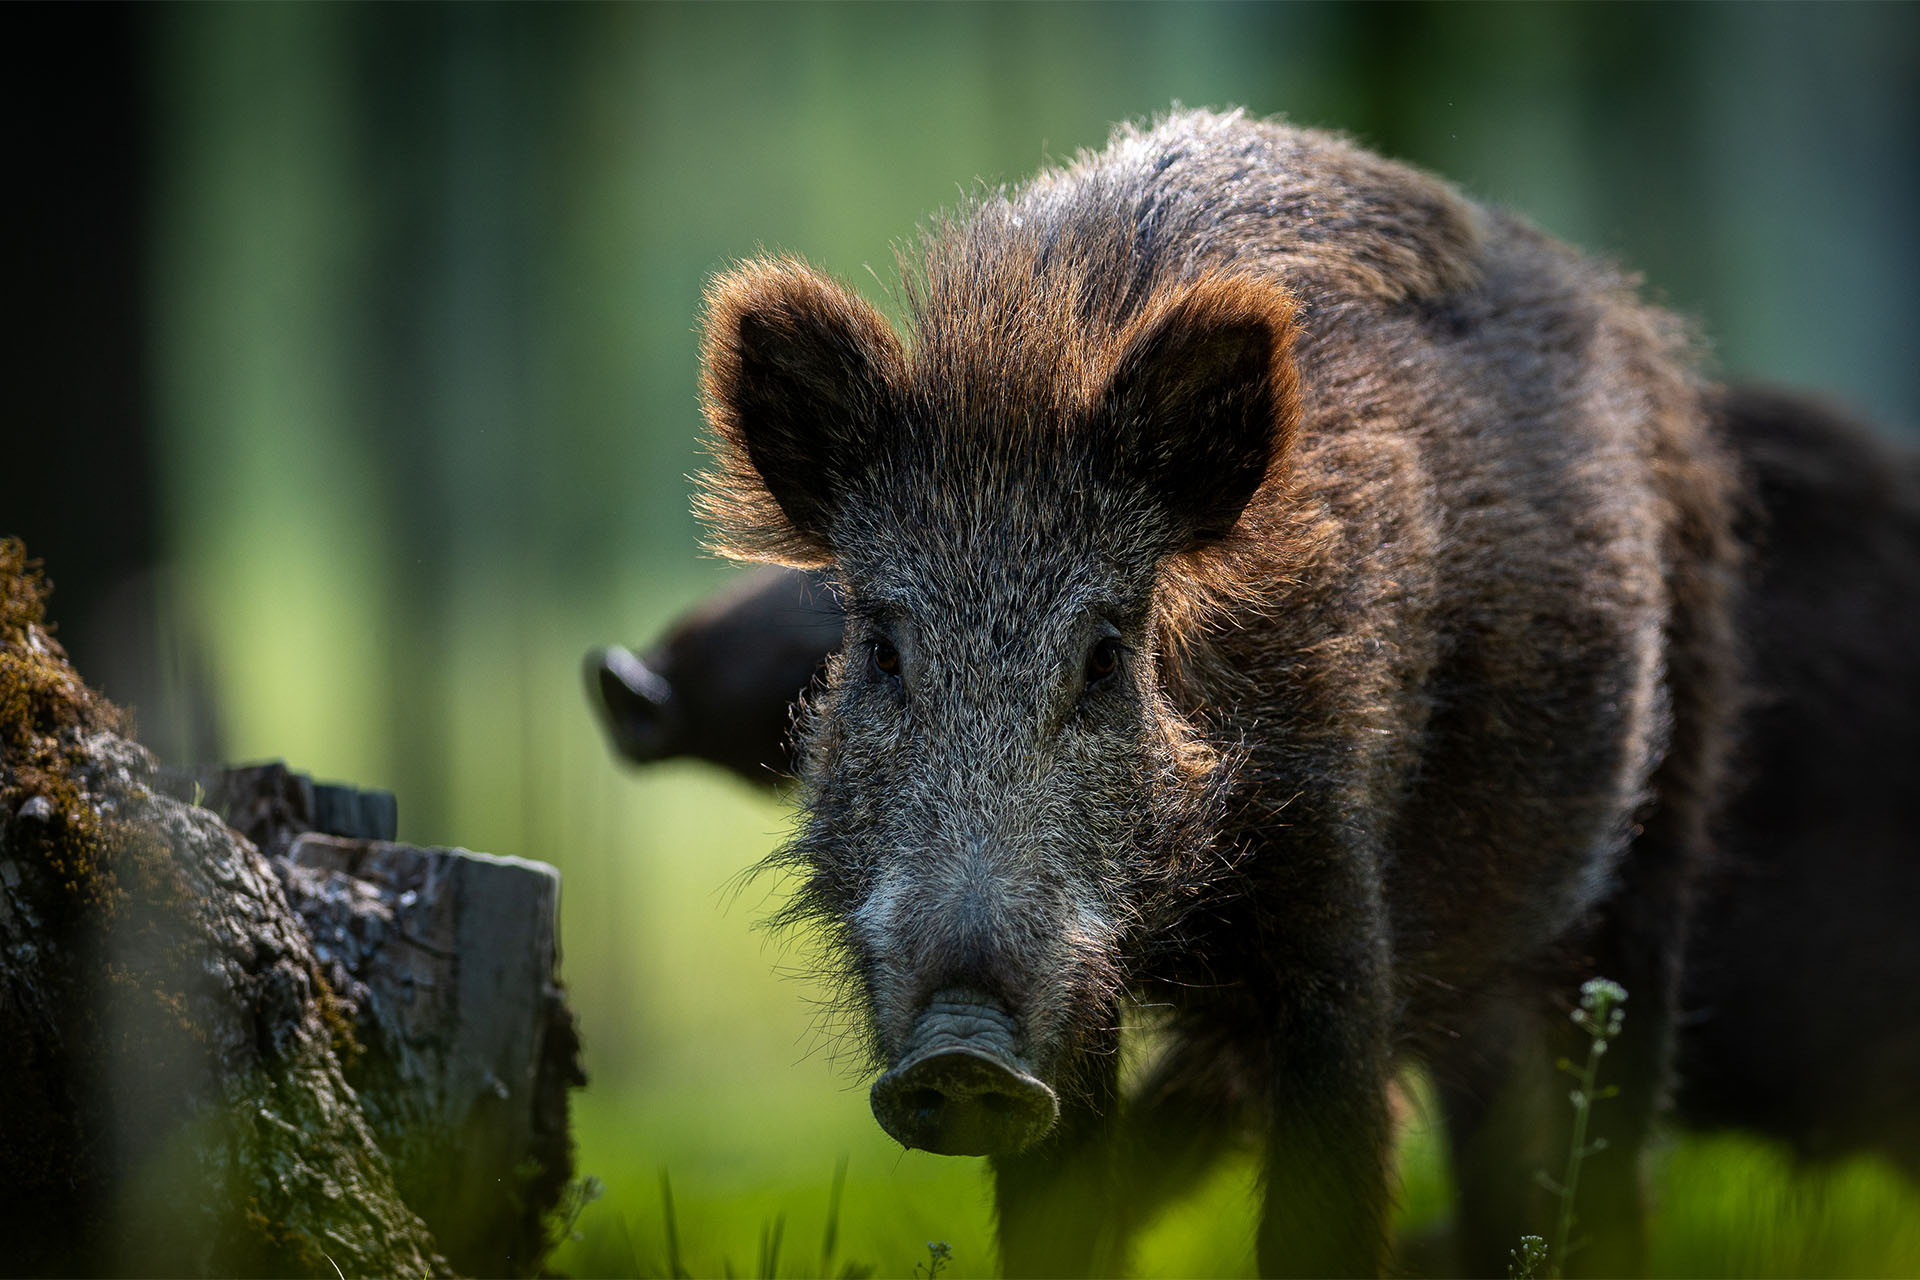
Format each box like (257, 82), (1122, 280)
(4, 3), (1917, 1275)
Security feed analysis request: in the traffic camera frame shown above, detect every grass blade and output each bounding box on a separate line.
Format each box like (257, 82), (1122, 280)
(820, 1155), (849, 1272)
(661, 1169), (687, 1280)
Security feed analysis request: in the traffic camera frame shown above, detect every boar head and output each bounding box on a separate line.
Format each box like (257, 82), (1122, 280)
(695, 254), (1299, 1156)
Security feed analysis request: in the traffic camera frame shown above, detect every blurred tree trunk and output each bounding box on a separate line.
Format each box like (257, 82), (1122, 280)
(0, 6), (221, 767)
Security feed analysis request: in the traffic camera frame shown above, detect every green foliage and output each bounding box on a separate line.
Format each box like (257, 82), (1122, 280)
(661, 1170), (686, 1280)
(1509, 1234), (1548, 1280)
(1535, 977), (1629, 1277)
(555, 1162), (888, 1279)
(913, 1240), (952, 1279)
(550, 1095), (1920, 1279)
(1650, 1136), (1920, 1279)
(548, 1175), (607, 1264)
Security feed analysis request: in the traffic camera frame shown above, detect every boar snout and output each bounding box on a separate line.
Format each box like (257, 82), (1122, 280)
(587, 645), (680, 764)
(870, 991), (1060, 1156)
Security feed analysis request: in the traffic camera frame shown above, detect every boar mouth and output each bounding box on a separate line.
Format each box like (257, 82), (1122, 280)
(869, 991), (1060, 1156)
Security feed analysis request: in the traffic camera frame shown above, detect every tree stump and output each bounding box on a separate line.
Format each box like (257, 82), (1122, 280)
(0, 539), (584, 1277)
(282, 828), (584, 1277)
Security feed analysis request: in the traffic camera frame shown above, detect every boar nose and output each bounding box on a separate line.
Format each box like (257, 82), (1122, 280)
(869, 992), (1060, 1156)
(586, 645), (680, 764)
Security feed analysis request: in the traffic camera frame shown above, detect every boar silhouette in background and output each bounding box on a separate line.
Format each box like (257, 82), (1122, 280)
(1675, 386), (1920, 1181)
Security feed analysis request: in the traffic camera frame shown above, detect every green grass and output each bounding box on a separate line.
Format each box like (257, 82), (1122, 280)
(1647, 1137), (1920, 1279)
(175, 586), (1918, 1279)
(552, 1079), (1920, 1279)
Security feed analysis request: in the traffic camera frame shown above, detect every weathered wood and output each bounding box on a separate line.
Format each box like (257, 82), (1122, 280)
(0, 733), (449, 1276)
(180, 757), (587, 1274)
(181, 759), (399, 854)
(0, 540), (583, 1277)
(279, 834), (584, 1277)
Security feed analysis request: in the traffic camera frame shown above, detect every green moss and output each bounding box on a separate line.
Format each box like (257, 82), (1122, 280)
(315, 965), (365, 1071)
(0, 537), (134, 917)
(0, 537), (52, 640)
(1, 539), (216, 1265)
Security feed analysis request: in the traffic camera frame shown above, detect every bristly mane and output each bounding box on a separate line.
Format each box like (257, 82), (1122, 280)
(697, 109), (1486, 643)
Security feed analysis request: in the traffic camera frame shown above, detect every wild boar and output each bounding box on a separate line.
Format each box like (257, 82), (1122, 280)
(596, 385), (1920, 1196)
(588, 566), (843, 782)
(685, 109), (1742, 1276)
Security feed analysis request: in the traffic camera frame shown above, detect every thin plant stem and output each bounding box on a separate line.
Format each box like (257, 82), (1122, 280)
(1541, 978), (1627, 1279)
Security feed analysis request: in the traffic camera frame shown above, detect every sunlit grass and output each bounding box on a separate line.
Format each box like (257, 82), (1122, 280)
(553, 1080), (1920, 1278)
(1648, 1137), (1920, 1279)
(154, 572), (1920, 1278)
(559, 1087), (995, 1279)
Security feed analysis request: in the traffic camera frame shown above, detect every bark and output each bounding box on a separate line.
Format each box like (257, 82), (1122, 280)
(0, 542), (583, 1277)
(277, 829), (585, 1277)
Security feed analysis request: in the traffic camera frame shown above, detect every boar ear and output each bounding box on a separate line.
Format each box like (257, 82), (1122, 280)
(697, 260), (906, 566)
(1096, 274), (1300, 552)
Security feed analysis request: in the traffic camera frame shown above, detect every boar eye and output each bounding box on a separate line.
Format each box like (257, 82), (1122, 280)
(871, 637), (903, 682)
(1084, 636), (1121, 687)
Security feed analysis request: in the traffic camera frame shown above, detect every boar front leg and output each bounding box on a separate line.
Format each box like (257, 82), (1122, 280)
(1446, 918), (1677, 1273)
(1245, 833), (1397, 1278)
(1115, 1024), (1257, 1221)
(1437, 979), (1656, 1278)
(1252, 986), (1395, 1277)
(997, 1023), (1269, 1276)
(991, 1023), (1126, 1278)
(1439, 831), (1691, 1276)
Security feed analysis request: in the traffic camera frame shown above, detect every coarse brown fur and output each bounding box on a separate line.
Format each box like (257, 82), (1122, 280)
(594, 383), (1920, 1192)
(694, 109), (1741, 1277)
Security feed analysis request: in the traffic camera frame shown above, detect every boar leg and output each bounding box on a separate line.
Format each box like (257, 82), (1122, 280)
(1435, 1001), (1572, 1276)
(1565, 887), (1684, 1276)
(1437, 860), (1687, 1276)
(991, 1025), (1126, 1278)
(1437, 987), (1659, 1275)
(1253, 1007), (1395, 1277)
(993, 1026), (1261, 1275)
(1114, 1025), (1256, 1223)
(1224, 822), (1398, 1277)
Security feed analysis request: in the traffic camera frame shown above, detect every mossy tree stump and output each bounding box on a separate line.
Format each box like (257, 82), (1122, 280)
(0, 540), (584, 1277)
